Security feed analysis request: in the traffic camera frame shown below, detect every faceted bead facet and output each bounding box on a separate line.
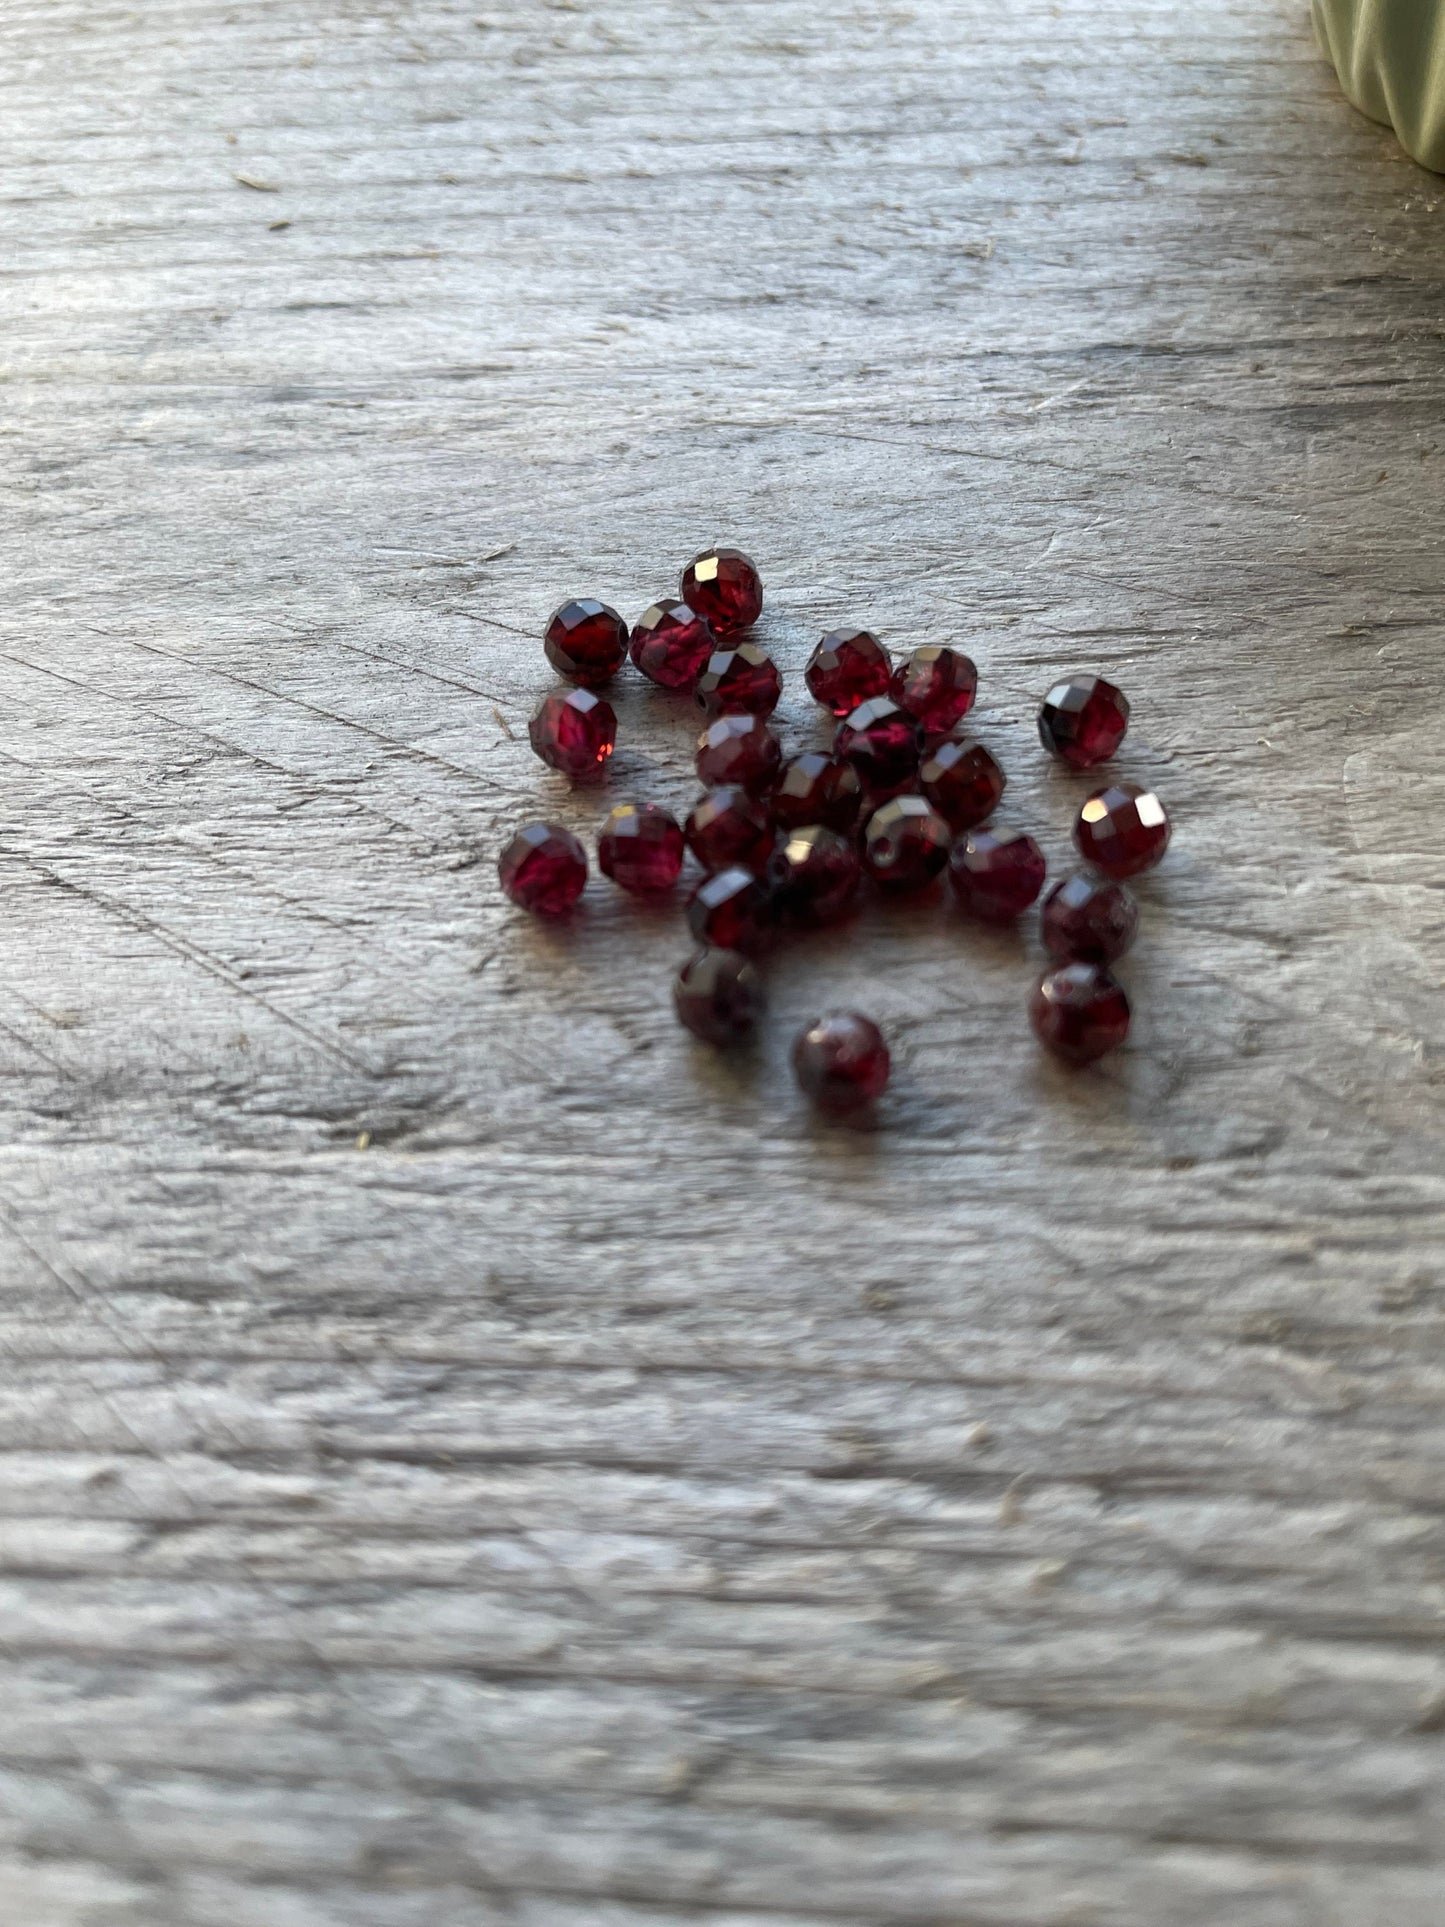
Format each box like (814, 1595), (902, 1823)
(529, 687), (617, 780)
(629, 598), (717, 691)
(685, 786), (775, 875)
(1038, 675), (1130, 769)
(1074, 783), (1170, 878)
(597, 802), (685, 895)
(1041, 872), (1139, 964)
(695, 713), (783, 794)
(1030, 963), (1131, 1064)
(792, 1011), (890, 1113)
(862, 795), (953, 891)
(770, 752), (866, 837)
(767, 825), (861, 925)
(890, 646), (978, 735)
(543, 598), (628, 687)
(694, 642), (782, 718)
(498, 821), (588, 916)
(919, 737), (1005, 831)
(686, 865), (772, 953)
(834, 698), (924, 795)
(805, 629), (892, 718)
(673, 947), (765, 1045)
(949, 828), (1047, 921)
(681, 546), (763, 636)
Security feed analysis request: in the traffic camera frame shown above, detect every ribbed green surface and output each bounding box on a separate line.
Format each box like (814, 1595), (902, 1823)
(1314, 0), (1445, 169)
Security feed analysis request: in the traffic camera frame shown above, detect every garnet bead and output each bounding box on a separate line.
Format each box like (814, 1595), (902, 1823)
(597, 802), (685, 895)
(694, 642), (782, 718)
(834, 698), (924, 795)
(529, 687), (617, 780)
(890, 646), (978, 735)
(805, 629), (892, 718)
(1074, 783), (1170, 878)
(629, 598), (717, 691)
(919, 737), (1006, 831)
(673, 948), (765, 1045)
(949, 828), (1046, 921)
(770, 752), (866, 836)
(681, 546), (763, 636)
(498, 821), (588, 916)
(685, 786), (775, 874)
(543, 598), (628, 687)
(1038, 675), (1130, 769)
(767, 825), (861, 925)
(695, 713), (783, 795)
(686, 865), (772, 953)
(1041, 872), (1139, 964)
(1029, 963), (1131, 1064)
(862, 796), (953, 892)
(792, 1012), (890, 1113)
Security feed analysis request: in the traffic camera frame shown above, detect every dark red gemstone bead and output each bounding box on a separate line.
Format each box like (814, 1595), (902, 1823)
(1029, 963), (1131, 1064)
(686, 865), (772, 953)
(1038, 675), (1130, 769)
(890, 646), (977, 735)
(685, 786), (775, 874)
(543, 598), (628, 687)
(629, 598), (717, 691)
(498, 821), (588, 915)
(597, 802), (685, 895)
(919, 737), (1006, 830)
(673, 948), (765, 1045)
(694, 642), (782, 718)
(695, 713), (783, 794)
(862, 795), (953, 891)
(805, 629), (892, 718)
(529, 688), (617, 781)
(949, 828), (1046, 921)
(1074, 783), (1170, 878)
(1041, 872), (1139, 964)
(792, 1011), (890, 1113)
(770, 752), (866, 836)
(834, 698), (924, 794)
(681, 546), (763, 636)
(767, 825), (861, 925)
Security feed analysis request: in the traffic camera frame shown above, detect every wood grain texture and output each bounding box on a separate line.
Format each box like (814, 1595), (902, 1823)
(0, 0), (1443, 1921)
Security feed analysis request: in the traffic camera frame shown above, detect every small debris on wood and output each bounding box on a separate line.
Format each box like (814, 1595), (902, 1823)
(234, 173), (281, 192)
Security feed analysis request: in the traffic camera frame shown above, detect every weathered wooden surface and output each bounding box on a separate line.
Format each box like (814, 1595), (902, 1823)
(0, 0), (1442, 1921)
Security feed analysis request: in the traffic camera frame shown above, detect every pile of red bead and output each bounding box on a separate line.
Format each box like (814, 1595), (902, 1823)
(499, 546), (1173, 1110)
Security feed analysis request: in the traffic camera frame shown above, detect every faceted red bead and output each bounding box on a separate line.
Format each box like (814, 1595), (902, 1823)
(629, 599), (717, 691)
(695, 713), (783, 794)
(805, 629), (892, 718)
(834, 698), (924, 794)
(529, 688), (616, 780)
(919, 737), (1005, 831)
(1041, 872), (1139, 964)
(673, 948), (765, 1045)
(792, 1011), (890, 1113)
(498, 821), (588, 915)
(769, 752), (866, 836)
(1074, 783), (1170, 878)
(1038, 675), (1130, 769)
(694, 642), (782, 718)
(544, 598), (628, 687)
(862, 795), (953, 891)
(686, 865), (772, 953)
(685, 786), (775, 874)
(948, 828), (1046, 921)
(767, 825), (861, 925)
(890, 646), (978, 735)
(1029, 963), (1131, 1064)
(681, 546), (763, 636)
(597, 802), (685, 895)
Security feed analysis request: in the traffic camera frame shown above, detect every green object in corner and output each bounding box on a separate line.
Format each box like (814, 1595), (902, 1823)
(1313, 0), (1445, 170)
